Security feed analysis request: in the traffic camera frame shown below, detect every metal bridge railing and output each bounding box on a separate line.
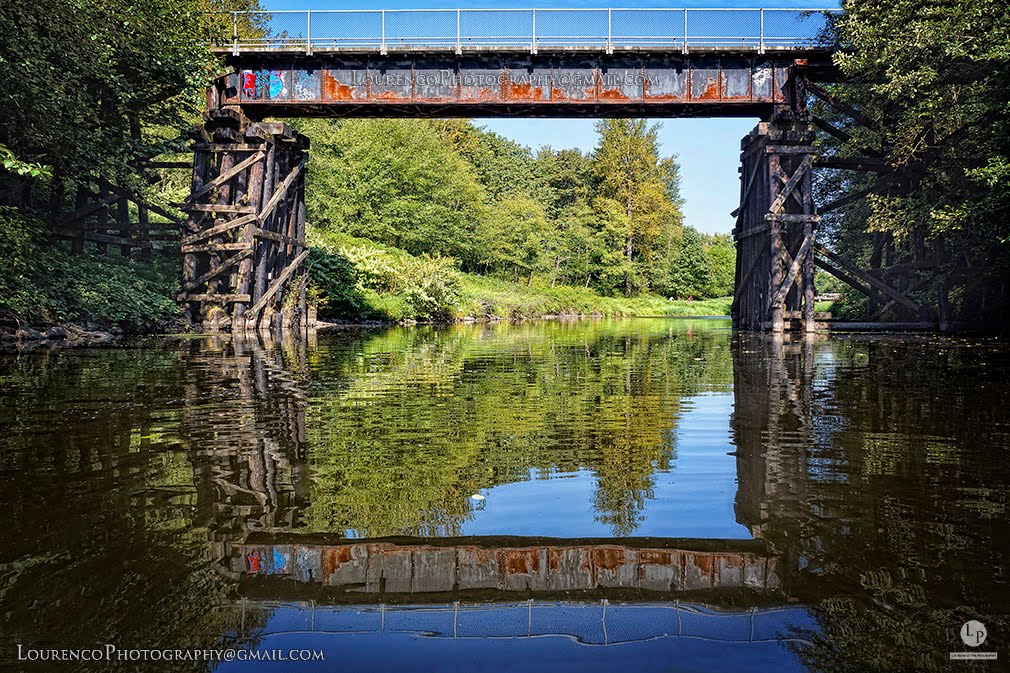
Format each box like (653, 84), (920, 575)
(234, 599), (817, 647)
(215, 8), (840, 56)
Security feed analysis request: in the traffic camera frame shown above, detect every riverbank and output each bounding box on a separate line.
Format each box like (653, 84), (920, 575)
(308, 231), (732, 324)
(0, 218), (731, 347)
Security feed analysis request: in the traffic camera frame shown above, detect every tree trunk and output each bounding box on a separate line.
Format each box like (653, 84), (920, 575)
(625, 196), (634, 295)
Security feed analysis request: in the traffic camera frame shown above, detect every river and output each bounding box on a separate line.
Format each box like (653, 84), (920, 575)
(1, 318), (1007, 672)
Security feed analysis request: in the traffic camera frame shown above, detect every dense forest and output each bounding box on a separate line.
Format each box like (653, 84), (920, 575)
(1, 0), (1008, 330)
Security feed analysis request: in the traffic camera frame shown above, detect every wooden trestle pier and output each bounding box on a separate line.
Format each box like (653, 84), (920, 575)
(732, 113), (818, 333)
(178, 110), (310, 331)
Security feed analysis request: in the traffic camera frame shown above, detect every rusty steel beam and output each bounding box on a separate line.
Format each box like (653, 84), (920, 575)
(216, 50), (834, 118)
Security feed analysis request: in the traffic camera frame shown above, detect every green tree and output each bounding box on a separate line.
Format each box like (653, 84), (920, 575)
(296, 119), (488, 265)
(703, 233), (736, 298)
(591, 120), (685, 295)
(822, 0), (1010, 320)
(668, 226), (710, 299)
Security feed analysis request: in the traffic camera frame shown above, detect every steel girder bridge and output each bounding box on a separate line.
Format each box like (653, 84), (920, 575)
(179, 7), (912, 334)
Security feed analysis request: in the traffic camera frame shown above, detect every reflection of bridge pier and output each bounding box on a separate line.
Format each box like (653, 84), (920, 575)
(179, 334), (314, 573)
(732, 334), (815, 541)
(730, 333), (821, 600)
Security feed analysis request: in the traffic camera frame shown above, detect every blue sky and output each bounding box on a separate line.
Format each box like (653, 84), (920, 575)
(262, 0), (839, 234)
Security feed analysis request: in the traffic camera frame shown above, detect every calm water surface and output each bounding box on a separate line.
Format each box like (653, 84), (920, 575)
(1, 319), (1008, 672)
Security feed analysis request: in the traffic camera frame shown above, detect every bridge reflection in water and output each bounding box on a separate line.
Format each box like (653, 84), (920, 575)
(2, 323), (1008, 672)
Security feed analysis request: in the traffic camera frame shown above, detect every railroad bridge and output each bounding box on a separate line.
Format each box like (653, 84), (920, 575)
(180, 7), (896, 333)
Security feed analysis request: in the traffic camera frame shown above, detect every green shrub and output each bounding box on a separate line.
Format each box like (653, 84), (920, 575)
(0, 207), (178, 330)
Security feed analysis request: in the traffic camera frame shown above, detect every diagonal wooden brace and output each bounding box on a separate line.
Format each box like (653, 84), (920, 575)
(769, 155), (813, 215)
(245, 249), (311, 325)
(186, 151), (265, 204)
(177, 248), (253, 296)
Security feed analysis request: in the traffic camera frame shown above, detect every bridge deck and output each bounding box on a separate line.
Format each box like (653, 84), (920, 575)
(218, 48), (835, 118)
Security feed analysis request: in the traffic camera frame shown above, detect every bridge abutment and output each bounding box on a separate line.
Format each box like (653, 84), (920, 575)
(732, 113), (818, 333)
(178, 111), (311, 332)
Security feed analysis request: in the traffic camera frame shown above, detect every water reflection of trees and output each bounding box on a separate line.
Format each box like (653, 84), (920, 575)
(301, 320), (733, 537)
(4, 325), (1009, 672)
(732, 333), (1010, 672)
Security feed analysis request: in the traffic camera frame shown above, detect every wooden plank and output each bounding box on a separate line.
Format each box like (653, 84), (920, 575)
(764, 214), (820, 223)
(768, 155), (813, 215)
(765, 145), (816, 155)
(812, 115), (852, 143)
(105, 186), (184, 225)
(729, 156), (764, 221)
(180, 213), (257, 245)
(191, 143), (265, 152)
(770, 233), (814, 307)
(81, 222), (182, 232)
(186, 151), (265, 203)
(735, 223), (771, 240)
(805, 80), (879, 131)
(55, 192), (120, 227)
(179, 203), (256, 214)
(176, 293), (251, 303)
(815, 244), (919, 312)
(177, 249), (253, 295)
(815, 257), (880, 302)
(253, 227), (306, 247)
(233, 147), (266, 324)
(257, 156), (307, 225)
(245, 250), (311, 322)
(819, 186), (875, 214)
(772, 163), (806, 210)
(875, 274), (931, 320)
(730, 246), (765, 311)
(52, 228), (162, 250)
(180, 242), (252, 254)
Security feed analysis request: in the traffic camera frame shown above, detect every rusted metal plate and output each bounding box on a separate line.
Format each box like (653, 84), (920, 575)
(458, 65), (502, 102)
(292, 546), (322, 582)
(683, 552), (715, 589)
(503, 61), (552, 102)
(599, 58), (642, 101)
(639, 548), (680, 591)
(365, 544), (412, 592)
(457, 546), (500, 590)
(551, 64), (597, 101)
(292, 70), (322, 100)
(752, 61), (775, 100)
(414, 59), (457, 102)
(690, 58), (721, 101)
(229, 52), (809, 115)
(643, 57), (688, 101)
(367, 61), (414, 101)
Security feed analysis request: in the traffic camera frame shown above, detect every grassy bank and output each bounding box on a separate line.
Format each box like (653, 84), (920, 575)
(0, 212), (729, 333)
(457, 275), (731, 320)
(308, 230), (731, 323)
